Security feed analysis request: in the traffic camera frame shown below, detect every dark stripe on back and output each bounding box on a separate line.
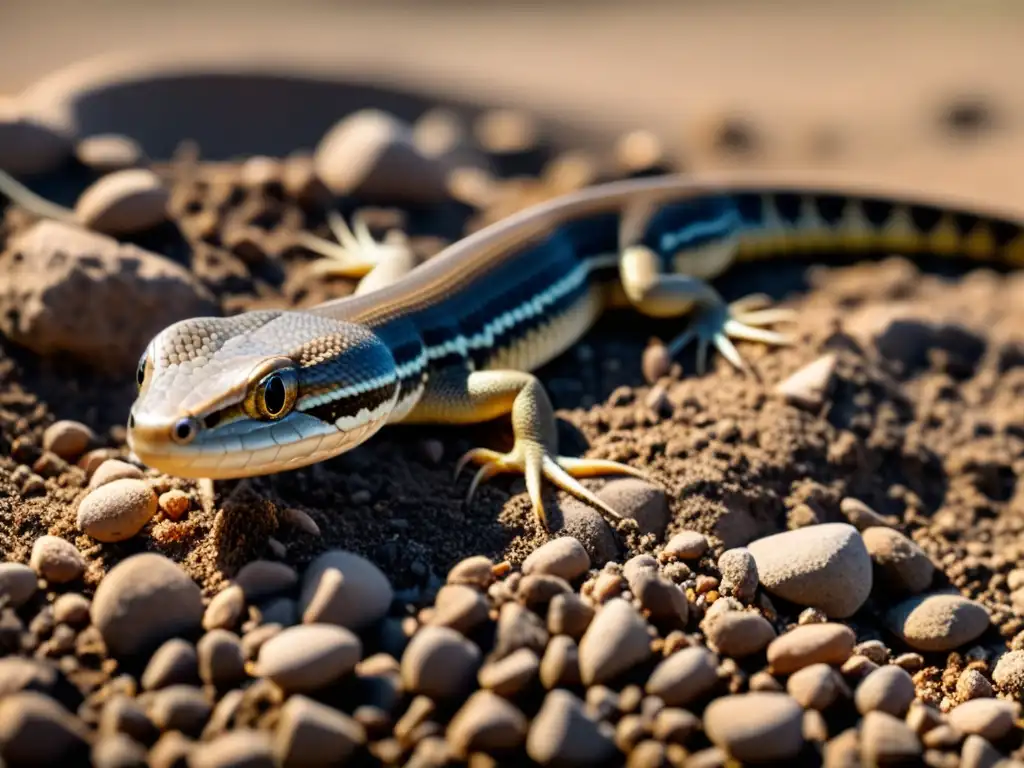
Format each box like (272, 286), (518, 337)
(813, 194), (847, 226)
(772, 193), (803, 226)
(303, 379), (399, 425)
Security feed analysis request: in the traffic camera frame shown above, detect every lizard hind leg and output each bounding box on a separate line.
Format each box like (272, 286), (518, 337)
(441, 370), (648, 529)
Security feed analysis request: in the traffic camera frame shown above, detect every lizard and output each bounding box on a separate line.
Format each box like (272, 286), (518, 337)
(5, 167), (1023, 527)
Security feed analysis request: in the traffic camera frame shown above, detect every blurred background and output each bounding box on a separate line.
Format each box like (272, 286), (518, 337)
(2, 0), (1023, 203)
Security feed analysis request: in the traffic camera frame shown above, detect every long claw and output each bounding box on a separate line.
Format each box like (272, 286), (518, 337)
(722, 319), (793, 346)
(667, 327), (699, 358)
(732, 308), (799, 326)
(729, 293), (773, 313)
(556, 456), (648, 479)
(713, 332), (748, 373)
(455, 447), (502, 481)
(524, 451), (546, 528)
(467, 462), (502, 504)
(542, 456), (623, 523)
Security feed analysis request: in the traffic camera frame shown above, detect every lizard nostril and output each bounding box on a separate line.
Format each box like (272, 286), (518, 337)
(170, 417), (200, 445)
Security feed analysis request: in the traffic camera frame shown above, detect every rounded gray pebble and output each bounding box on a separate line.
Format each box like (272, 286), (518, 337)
(703, 692), (805, 763)
(0, 562), (38, 608)
(255, 624), (361, 693)
(29, 535), (86, 583)
(401, 625), (481, 699)
(885, 593), (990, 652)
(272, 694), (365, 766)
(704, 610), (776, 658)
(645, 646), (720, 707)
(298, 550), (393, 631)
(522, 537), (590, 581)
(526, 689), (616, 766)
(854, 664), (916, 717)
(141, 638), (199, 690)
(577, 598), (652, 686)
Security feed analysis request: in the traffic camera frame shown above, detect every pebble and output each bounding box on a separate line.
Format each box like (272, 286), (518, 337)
(30, 535), (85, 583)
(446, 555), (496, 589)
(445, 689), (528, 758)
(786, 663), (848, 710)
(717, 547), (758, 602)
(702, 692), (805, 763)
(946, 698), (1019, 741)
(478, 647), (540, 696)
(526, 689), (616, 766)
(703, 609), (776, 658)
(993, 650), (1024, 697)
(429, 584), (489, 634)
(74, 168), (170, 236)
(885, 593), (990, 652)
(401, 625), (481, 699)
(141, 638), (199, 690)
(747, 522), (872, 618)
(557, 499), (620, 566)
(89, 459), (144, 489)
(522, 537), (591, 581)
(631, 570), (689, 625)
(0, 100), (73, 175)
(597, 478), (670, 538)
(840, 497), (897, 530)
(77, 478), (157, 542)
(641, 342), (671, 384)
(203, 585), (246, 631)
(0, 562), (39, 608)
(0, 220), (217, 374)
(0, 691), (89, 763)
(577, 598), (652, 685)
(775, 353), (837, 411)
(298, 550), (393, 631)
(92, 732), (148, 768)
(314, 109), (450, 203)
(255, 623), (361, 692)
(546, 592), (594, 639)
(960, 734), (1003, 768)
(663, 530), (709, 560)
(90, 553), (204, 657)
(766, 623), (857, 675)
(861, 526), (935, 594)
(75, 133), (146, 173)
(99, 695), (155, 744)
(41, 419), (94, 461)
(234, 560), (298, 601)
(188, 729), (274, 768)
(273, 694), (365, 766)
(157, 490), (190, 520)
(854, 664), (916, 717)
(957, 668), (994, 701)
(859, 711), (922, 767)
(645, 646), (720, 707)
(540, 635), (581, 689)
(197, 629), (246, 689)
(53, 592), (91, 626)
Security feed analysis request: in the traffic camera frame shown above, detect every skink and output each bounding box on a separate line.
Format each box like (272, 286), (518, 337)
(114, 170), (1024, 527)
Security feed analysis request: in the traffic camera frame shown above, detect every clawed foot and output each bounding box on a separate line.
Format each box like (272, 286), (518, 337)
(668, 293), (797, 374)
(454, 441), (648, 529)
(295, 209), (412, 280)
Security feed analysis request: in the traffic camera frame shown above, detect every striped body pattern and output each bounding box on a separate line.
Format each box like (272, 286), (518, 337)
(127, 174), (1024, 479)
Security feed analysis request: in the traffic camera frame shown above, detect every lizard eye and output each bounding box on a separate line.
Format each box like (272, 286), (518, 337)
(136, 351), (148, 390)
(246, 367), (298, 421)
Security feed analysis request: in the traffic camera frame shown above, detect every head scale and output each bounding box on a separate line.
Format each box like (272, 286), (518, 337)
(127, 311), (399, 479)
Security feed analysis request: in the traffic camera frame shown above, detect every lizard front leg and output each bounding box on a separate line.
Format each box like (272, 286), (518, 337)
(404, 369), (647, 529)
(619, 243), (795, 374)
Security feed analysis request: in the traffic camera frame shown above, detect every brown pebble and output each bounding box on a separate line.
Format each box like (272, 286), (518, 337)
(886, 593), (990, 652)
(75, 168), (169, 236)
(54, 592), (91, 626)
(0, 691), (89, 764)
(272, 694), (365, 766)
(717, 548), (759, 603)
(92, 553), (203, 658)
(960, 734), (1003, 768)
(786, 663), (848, 710)
(632, 571), (689, 626)
(146, 685), (211, 737)
(299, 549), (393, 631)
(859, 710), (922, 766)
(540, 635), (581, 689)
(775, 354), (836, 411)
(0, 562), (38, 608)
(429, 584), (489, 634)
(645, 646), (720, 707)
(862, 526), (935, 595)
(598, 479), (670, 538)
(854, 664), (916, 717)
(76, 134), (145, 173)
(203, 585), (246, 632)
(401, 625), (481, 699)
(197, 629), (246, 689)
(546, 593), (594, 639)
(255, 623), (361, 692)
(446, 556), (495, 589)
(946, 698), (1019, 741)
(92, 732), (148, 768)
(235, 560), (298, 602)
(478, 647), (539, 697)
(188, 729), (275, 768)
(653, 707), (699, 744)
(157, 490), (190, 520)
(957, 668), (994, 702)
(767, 623), (856, 675)
(525, 689), (616, 766)
(578, 598), (652, 686)
(641, 342), (671, 384)
(141, 638), (199, 691)
(839, 498), (896, 530)
(41, 419), (93, 461)
(522, 537), (591, 582)
(148, 731), (194, 768)
(77, 478), (158, 542)
(445, 689), (528, 759)
(29, 535), (85, 583)
(89, 459), (143, 488)
(99, 694), (157, 745)
(703, 609), (776, 658)
(702, 692), (805, 763)
(663, 530), (708, 560)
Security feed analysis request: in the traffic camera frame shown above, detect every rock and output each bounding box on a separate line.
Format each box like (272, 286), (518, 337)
(717, 547), (759, 602)
(0, 220), (217, 374)
(477, 648), (540, 697)
(203, 585), (246, 632)
(522, 537), (590, 581)
(854, 665), (916, 717)
(840, 498), (897, 530)
(596, 478), (670, 538)
(53, 593), (90, 626)
(775, 354), (837, 411)
(663, 530), (709, 560)
(234, 561), (298, 602)
(0, 100), (73, 175)
(74, 168), (169, 236)
(556, 499), (619, 566)
(702, 692), (805, 763)
(631, 571), (688, 625)
(42, 419), (94, 461)
(859, 711), (921, 767)
(0, 691), (89, 764)
(577, 598), (652, 685)
(526, 689), (616, 766)
(786, 663), (847, 710)
(157, 489), (190, 520)
(88, 459), (144, 489)
(427, 584), (489, 635)
(401, 625), (481, 700)
(255, 624), (361, 693)
(98, 695), (156, 744)
(539, 635), (580, 689)
(314, 109), (450, 203)
(446, 555), (495, 589)
(885, 593), (990, 652)
(445, 690), (528, 758)
(30, 535), (85, 583)
(960, 734), (1003, 768)
(148, 732), (194, 768)
(91, 553), (204, 657)
(92, 733), (148, 768)
(861, 526), (935, 595)
(767, 623), (857, 675)
(273, 694), (365, 767)
(197, 629), (246, 689)
(704, 610), (776, 658)
(77, 478), (158, 542)
(188, 729), (275, 768)
(956, 668), (994, 701)
(75, 134), (146, 173)
(141, 638), (199, 690)
(546, 593), (594, 639)
(747, 522), (872, 618)
(0, 562), (38, 608)
(645, 646), (720, 707)
(993, 650), (1024, 698)
(299, 550), (393, 631)
(946, 698), (1019, 741)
